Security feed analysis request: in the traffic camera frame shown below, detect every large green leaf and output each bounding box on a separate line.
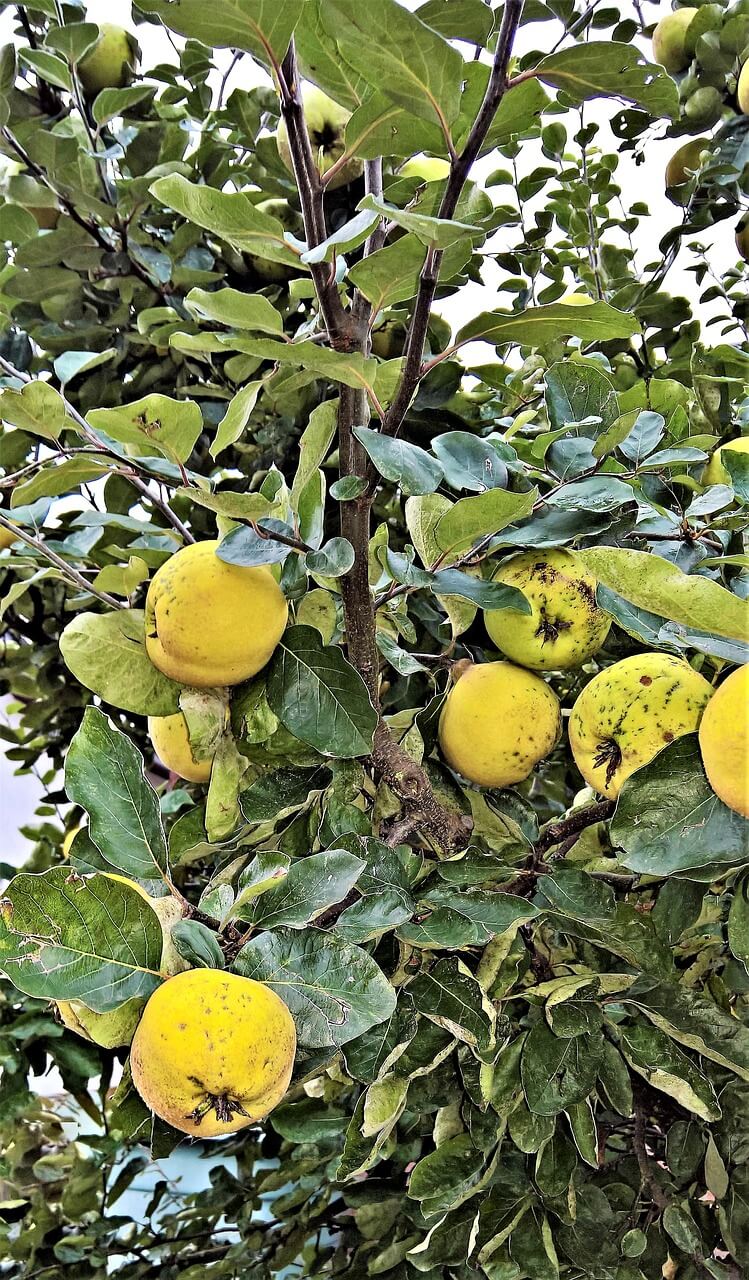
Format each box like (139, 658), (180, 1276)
(536, 868), (673, 976)
(625, 977), (749, 1082)
(457, 301), (640, 348)
(59, 610), (181, 717)
(354, 426), (444, 496)
(185, 287), (283, 334)
(319, 0), (464, 127)
(87, 394), (203, 465)
(407, 956), (495, 1054)
(398, 887), (536, 950)
(611, 737), (749, 875)
(521, 1022), (602, 1116)
(267, 625), (377, 759)
(150, 175), (302, 266)
(135, 0), (304, 61)
(544, 362), (620, 433)
(535, 42), (679, 119)
(65, 708), (170, 887)
(618, 1024), (720, 1122)
(0, 868), (163, 1012)
(0, 381), (67, 441)
(434, 487), (537, 555)
(579, 547), (749, 642)
(235, 850), (365, 929)
(234, 927), (396, 1048)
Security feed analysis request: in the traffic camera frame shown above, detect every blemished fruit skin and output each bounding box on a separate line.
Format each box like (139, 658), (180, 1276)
(739, 60), (749, 114)
(276, 85), (363, 190)
(148, 711), (214, 784)
(398, 154), (451, 182)
(130, 969), (297, 1137)
(665, 138), (709, 187)
(702, 436), (749, 487)
(652, 8), (698, 75)
(485, 549), (610, 671)
(438, 661), (561, 788)
(145, 541), (288, 687)
(78, 24), (137, 97)
(569, 652), (714, 799)
(699, 665), (749, 817)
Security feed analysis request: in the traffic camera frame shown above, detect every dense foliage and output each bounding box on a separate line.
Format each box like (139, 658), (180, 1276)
(0, 2), (748, 1279)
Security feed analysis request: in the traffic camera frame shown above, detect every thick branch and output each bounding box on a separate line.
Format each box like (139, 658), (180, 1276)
(382, 0), (526, 437)
(276, 44), (351, 347)
(534, 799), (615, 857)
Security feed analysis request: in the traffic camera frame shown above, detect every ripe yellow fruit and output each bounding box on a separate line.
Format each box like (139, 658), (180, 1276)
(398, 154), (451, 182)
(702, 436), (749, 487)
(739, 60), (749, 114)
(665, 138), (709, 188)
(145, 541), (288, 688)
(652, 8), (698, 75)
(485, 549), (610, 671)
(78, 24), (138, 97)
(559, 291), (595, 305)
(698, 665), (748, 817)
(0, 526), (19, 550)
(130, 969), (296, 1137)
(276, 84), (363, 190)
(438, 661), (561, 788)
(148, 711), (214, 784)
(569, 652), (713, 799)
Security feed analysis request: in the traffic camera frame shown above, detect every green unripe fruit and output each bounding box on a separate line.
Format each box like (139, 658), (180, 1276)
(652, 8), (699, 74)
(276, 84), (363, 190)
(78, 24), (138, 97)
(684, 85), (723, 126)
(665, 138), (709, 186)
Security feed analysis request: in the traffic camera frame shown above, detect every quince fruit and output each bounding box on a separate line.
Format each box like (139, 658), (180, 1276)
(438, 660), (561, 788)
(78, 24), (138, 97)
(130, 968), (296, 1137)
(276, 84), (363, 190)
(145, 540), (288, 688)
(569, 652), (713, 798)
(484, 549), (610, 671)
(698, 664), (748, 817)
(148, 710), (215, 784)
(702, 436), (749, 487)
(652, 8), (698, 75)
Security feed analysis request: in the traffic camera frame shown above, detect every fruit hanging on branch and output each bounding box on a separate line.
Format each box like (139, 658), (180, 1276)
(77, 24), (139, 97)
(148, 710), (217, 784)
(569, 652), (714, 798)
(130, 969), (297, 1137)
(652, 7), (698, 75)
(438, 660), (561, 788)
(484, 549), (611, 671)
(276, 84), (363, 190)
(699, 664), (749, 817)
(144, 541), (288, 687)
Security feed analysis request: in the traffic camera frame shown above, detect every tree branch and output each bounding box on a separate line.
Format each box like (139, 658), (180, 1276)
(381, 0), (526, 438)
(0, 510), (122, 608)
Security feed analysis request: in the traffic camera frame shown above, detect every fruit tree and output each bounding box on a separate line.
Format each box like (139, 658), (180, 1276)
(0, 3), (748, 1279)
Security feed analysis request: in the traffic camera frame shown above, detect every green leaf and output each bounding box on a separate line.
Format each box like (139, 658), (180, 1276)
(91, 85), (155, 126)
(240, 764), (332, 824)
(186, 287), (283, 334)
(408, 956), (495, 1054)
(399, 887), (537, 950)
(521, 1022), (602, 1116)
(430, 569), (530, 612)
(578, 547), (749, 642)
(87, 394), (203, 465)
(546, 476), (635, 512)
(618, 1024), (720, 1121)
(0, 381), (67, 441)
(333, 835), (415, 944)
(210, 381), (263, 458)
(349, 234), (472, 312)
(319, 0), (464, 126)
(536, 42), (679, 119)
(150, 175), (302, 266)
(236, 849), (365, 929)
(408, 1133), (497, 1214)
(267, 625), (377, 759)
(11, 456), (111, 507)
(457, 301), (640, 348)
(626, 977), (749, 1082)
(218, 519), (296, 567)
(59, 610), (182, 717)
(544, 361), (619, 433)
(1, 868), (163, 1012)
(19, 47), (71, 90)
(431, 431), (510, 492)
(135, 0), (304, 61)
(418, 0), (494, 43)
(291, 400), (338, 506)
(305, 537), (355, 577)
(301, 209), (380, 264)
(342, 993), (418, 1082)
(729, 871), (749, 974)
(354, 426), (444, 496)
(171, 920), (225, 969)
(611, 737), (749, 875)
(234, 927), (396, 1048)
(271, 1097), (349, 1142)
(434, 487), (538, 555)
(536, 868), (673, 976)
(65, 707), (170, 887)
(359, 194), (481, 248)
